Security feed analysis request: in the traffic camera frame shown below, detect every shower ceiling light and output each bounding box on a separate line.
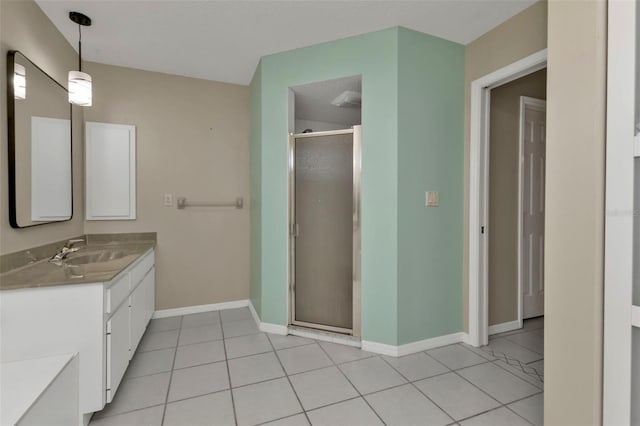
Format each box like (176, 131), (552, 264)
(331, 90), (361, 108)
(13, 63), (26, 100)
(68, 11), (92, 106)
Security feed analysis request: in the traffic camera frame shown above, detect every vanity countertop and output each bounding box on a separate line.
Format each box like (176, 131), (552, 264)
(0, 235), (155, 291)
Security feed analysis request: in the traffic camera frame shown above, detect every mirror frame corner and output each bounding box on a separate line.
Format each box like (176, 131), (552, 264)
(6, 50), (74, 229)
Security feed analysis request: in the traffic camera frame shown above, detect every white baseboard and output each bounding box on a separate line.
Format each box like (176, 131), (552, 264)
(461, 333), (475, 345)
(245, 300), (469, 356)
(363, 332), (468, 357)
(288, 327), (361, 348)
(248, 300), (289, 335)
(397, 332), (467, 356)
(248, 300), (260, 326)
(152, 299), (249, 319)
(259, 322), (288, 335)
(488, 319), (522, 336)
(361, 340), (397, 356)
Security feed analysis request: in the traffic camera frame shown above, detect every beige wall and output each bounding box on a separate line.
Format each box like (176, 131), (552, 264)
(545, 0), (606, 423)
(83, 63), (250, 310)
(0, 0), (84, 254)
(463, 0), (547, 331)
(488, 69), (546, 326)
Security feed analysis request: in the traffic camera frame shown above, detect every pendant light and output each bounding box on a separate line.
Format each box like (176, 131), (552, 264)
(13, 63), (26, 100)
(68, 11), (92, 106)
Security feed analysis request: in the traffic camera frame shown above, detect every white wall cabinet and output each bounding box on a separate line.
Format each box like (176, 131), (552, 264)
(0, 249), (155, 424)
(85, 122), (136, 220)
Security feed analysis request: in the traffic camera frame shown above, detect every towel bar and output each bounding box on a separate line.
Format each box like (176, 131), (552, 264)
(176, 197), (243, 209)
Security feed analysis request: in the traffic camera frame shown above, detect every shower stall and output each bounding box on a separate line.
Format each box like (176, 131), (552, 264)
(288, 126), (361, 336)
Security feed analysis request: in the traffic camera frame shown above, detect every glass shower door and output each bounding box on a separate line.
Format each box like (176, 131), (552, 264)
(291, 131), (355, 333)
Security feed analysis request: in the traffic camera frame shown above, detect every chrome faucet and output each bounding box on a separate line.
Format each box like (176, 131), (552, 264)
(49, 238), (85, 263)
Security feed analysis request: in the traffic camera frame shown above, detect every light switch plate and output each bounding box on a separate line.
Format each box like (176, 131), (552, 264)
(426, 191), (439, 207)
(163, 194), (173, 207)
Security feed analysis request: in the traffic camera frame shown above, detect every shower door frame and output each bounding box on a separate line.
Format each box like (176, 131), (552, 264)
(288, 126), (362, 337)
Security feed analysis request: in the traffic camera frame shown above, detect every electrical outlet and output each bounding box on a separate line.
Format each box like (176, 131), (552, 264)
(163, 194), (173, 207)
(426, 191), (439, 207)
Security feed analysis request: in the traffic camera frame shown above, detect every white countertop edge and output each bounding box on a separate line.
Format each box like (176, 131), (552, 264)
(1, 353), (77, 425)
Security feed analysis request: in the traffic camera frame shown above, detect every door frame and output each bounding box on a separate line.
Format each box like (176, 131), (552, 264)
(602, 0), (637, 423)
(468, 49), (547, 347)
(287, 126), (362, 337)
(518, 96), (547, 322)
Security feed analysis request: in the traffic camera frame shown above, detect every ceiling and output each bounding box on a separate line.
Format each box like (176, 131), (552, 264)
(36, 0), (538, 86)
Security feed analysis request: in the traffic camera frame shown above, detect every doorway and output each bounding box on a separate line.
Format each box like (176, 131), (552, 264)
(468, 49), (547, 347)
(488, 73), (546, 336)
(288, 127), (362, 336)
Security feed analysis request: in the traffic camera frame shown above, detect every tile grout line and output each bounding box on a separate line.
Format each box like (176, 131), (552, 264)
(449, 367), (505, 408)
(152, 327), (537, 421)
(96, 403), (166, 420)
(490, 359), (544, 389)
(315, 343), (388, 425)
(452, 391), (543, 424)
(140, 312), (541, 426)
(219, 311), (239, 426)
(484, 349), (544, 383)
(448, 365), (542, 424)
(499, 334), (545, 357)
(253, 410), (319, 426)
(502, 392), (543, 426)
(129, 344), (355, 395)
(377, 355), (456, 424)
(153, 387), (236, 408)
(160, 315), (183, 425)
(503, 404), (538, 426)
(93, 311), (241, 422)
(266, 333), (312, 425)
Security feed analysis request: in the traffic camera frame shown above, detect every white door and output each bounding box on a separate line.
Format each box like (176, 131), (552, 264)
(521, 97), (546, 319)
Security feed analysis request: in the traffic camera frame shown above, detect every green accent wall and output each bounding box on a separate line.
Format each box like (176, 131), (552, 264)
(250, 27), (465, 347)
(259, 28), (400, 345)
(397, 28), (465, 344)
(249, 61), (262, 317)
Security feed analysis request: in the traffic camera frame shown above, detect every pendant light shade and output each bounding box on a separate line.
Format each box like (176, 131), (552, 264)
(68, 70), (92, 106)
(13, 63), (26, 100)
(68, 11), (92, 107)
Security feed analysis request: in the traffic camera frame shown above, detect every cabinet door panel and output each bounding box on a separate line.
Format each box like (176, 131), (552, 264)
(85, 122), (136, 220)
(131, 251), (154, 287)
(106, 304), (129, 403)
(145, 268), (156, 324)
(130, 282), (146, 358)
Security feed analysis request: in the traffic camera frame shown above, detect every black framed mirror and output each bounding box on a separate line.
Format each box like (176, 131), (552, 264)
(7, 51), (73, 228)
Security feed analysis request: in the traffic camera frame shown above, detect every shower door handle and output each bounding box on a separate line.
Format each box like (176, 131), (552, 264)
(290, 223), (300, 237)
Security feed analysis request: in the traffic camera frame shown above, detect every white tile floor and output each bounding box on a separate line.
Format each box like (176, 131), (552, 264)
(89, 309), (544, 426)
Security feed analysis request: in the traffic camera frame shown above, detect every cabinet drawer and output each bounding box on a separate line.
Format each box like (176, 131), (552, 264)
(106, 273), (130, 314)
(131, 251), (154, 288)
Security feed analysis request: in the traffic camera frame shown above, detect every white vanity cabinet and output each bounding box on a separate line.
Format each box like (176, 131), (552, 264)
(0, 249), (155, 423)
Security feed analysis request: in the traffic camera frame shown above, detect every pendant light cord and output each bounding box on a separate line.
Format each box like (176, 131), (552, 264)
(78, 23), (82, 72)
